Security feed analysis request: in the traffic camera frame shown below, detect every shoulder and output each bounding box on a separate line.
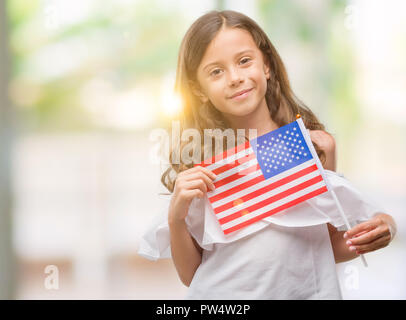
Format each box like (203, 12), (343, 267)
(308, 130), (336, 152)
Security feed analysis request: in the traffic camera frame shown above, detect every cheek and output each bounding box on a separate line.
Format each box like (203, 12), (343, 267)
(207, 83), (226, 102)
(254, 71), (269, 96)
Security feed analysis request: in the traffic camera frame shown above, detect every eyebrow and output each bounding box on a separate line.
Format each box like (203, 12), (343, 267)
(203, 49), (255, 72)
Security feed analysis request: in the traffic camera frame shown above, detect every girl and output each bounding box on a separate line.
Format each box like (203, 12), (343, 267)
(139, 10), (396, 299)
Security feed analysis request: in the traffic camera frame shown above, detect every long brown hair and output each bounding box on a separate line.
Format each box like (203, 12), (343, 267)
(161, 10), (327, 193)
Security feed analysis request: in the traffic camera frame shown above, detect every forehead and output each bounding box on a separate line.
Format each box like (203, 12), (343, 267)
(199, 27), (260, 68)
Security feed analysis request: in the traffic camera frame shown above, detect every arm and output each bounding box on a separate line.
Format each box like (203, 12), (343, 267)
(309, 130), (356, 262)
(167, 166), (216, 287)
(168, 218), (203, 287)
(310, 130), (397, 262)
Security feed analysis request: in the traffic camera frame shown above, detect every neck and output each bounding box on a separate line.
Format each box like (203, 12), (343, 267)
(224, 99), (279, 139)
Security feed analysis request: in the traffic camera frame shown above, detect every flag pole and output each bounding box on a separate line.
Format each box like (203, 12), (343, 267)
(296, 114), (368, 268)
(329, 188), (368, 267)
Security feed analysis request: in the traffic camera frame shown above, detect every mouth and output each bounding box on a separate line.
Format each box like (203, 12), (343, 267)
(229, 88), (253, 99)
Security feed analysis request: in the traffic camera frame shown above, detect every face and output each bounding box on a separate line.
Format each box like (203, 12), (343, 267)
(195, 27), (270, 119)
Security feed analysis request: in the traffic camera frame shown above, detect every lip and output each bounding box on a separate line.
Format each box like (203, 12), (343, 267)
(229, 88), (253, 99)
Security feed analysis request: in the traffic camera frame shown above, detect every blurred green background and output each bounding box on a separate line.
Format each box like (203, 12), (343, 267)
(0, 0), (405, 299)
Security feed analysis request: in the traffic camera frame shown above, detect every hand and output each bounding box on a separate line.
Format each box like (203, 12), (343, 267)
(343, 213), (397, 255)
(168, 166), (217, 225)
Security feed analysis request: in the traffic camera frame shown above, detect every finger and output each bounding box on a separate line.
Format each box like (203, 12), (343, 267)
(344, 221), (376, 239)
(181, 189), (204, 200)
(182, 179), (208, 194)
(181, 172), (216, 191)
(357, 241), (388, 255)
(352, 234), (391, 254)
(194, 165), (218, 180)
(346, 228), (382, 246)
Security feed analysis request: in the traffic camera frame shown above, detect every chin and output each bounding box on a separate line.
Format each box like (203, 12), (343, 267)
(227, 103), (259, 117)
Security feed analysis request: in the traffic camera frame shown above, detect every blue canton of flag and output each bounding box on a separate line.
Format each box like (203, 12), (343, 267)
(251, 121), (313, 179)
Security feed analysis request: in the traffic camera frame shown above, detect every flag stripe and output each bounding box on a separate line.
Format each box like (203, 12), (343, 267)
(208, 159), (316, 204)
(215, 168), (322, 219)
(212, 152), (256, 175)
(214, 158), (258, 181)
(199, 141), (251, 167)
(222, 186), (328, 234)
(218, 175), (324, 224)
(220, 181), (327, 230)
(213, 165), (319, 215)
(208, 175), (265, 203)
(214, 163), (260, 188)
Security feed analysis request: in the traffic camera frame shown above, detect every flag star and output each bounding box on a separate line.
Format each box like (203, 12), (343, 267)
(283, 136), (287, 139)
(264, 152), (267, 155)
(304, 153), (307, 156)
(266, 147), (269, 150)
(264, 140), (267, 143)
(276, 150), (280, 153)
(262, 157), (265, 159)
(267, 169), (270, 173)
(264, 163), (267, 166)
(267, 158), (270, 161)
(284, 158), (287, 161)
(278, 134), (282, 137)
(281, 152), (284, 155)
(259, 150), (262, 154)
(299, 151), (302, 154)
(274, 155), (277, 158)
(276, 139), (279, 142)
(296, 145), (299, 148)
(274, 166), (278, 169)
(288, 137), (291, 140)
(284, 147), (287, 150)
(289, 148), (292, 151)
(279, 156), (282, 159)
(286, 143), (289, 146)
(262, 145), (264, 148)
(257, 144), (259, 147)
(296, 134), (299, 137)
(293, 127), (296, 131)
(272, 160), (275, 163)
(289, 159), (292, 162)
(299, 140), (301, 143)
(271, 148), (274, 151)
(282, 163), (285, 166)
(293, 139), (296, 142)
(301, 146), (304, 149)
(296, 156), (299, 159)
(286, 131), (289, 134)
(271, 137), (274, 140)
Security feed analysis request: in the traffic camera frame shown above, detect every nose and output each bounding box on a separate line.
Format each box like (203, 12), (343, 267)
(227, 67), (244, 87)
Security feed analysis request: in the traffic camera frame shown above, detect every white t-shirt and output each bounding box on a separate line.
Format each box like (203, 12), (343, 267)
(186, 223), (342, 299)
(138, 170), (384, 299)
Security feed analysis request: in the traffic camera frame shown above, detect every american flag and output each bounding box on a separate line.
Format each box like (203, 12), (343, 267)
(195, 118), (329, 235)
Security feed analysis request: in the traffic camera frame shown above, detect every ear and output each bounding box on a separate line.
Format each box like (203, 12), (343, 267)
(189, 80), (209, 103)
(263, 61), (270, 80)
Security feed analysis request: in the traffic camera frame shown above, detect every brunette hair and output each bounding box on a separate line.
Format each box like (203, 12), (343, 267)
(161, 10), (327, 192)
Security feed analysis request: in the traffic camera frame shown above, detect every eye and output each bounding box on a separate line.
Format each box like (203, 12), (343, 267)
(210, 69), (222, 77)
(240, 57), (251, 64)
